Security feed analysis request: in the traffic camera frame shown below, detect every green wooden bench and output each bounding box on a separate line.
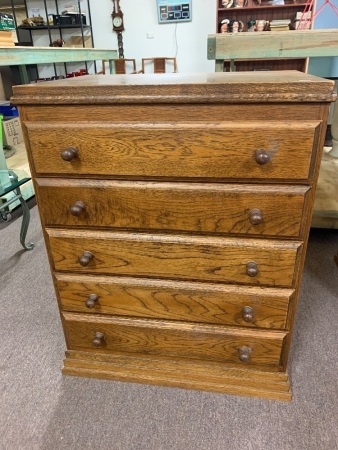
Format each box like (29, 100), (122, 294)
(207, 29), (338, 72)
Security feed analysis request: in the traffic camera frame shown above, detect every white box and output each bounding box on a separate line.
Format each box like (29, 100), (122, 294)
(2, 117), (23, 146)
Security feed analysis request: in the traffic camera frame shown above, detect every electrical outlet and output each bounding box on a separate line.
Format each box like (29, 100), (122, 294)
(146, 32), (155, 39)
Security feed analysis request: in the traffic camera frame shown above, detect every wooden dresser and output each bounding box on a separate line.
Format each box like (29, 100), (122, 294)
(13, 72), (335, 401)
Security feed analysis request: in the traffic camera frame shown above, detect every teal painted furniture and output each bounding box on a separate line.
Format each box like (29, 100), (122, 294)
(0, 169), (33, 250)
(208, 29), (338, 72)
(0, 46), (118, 83)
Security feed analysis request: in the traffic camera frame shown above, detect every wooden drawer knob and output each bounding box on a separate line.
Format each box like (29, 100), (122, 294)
(246, 261), (258, 277)
(79, 251), (94, 267)
(92, 332), (105, 348)
(238, 346), (252, 363)
(61, 147), (78, 161)
(69, 201), (86, 216)
(85, 294), (99, 308)
(241, 306), (254, 323)
(249, 208), (263, 225)
(255, 149), (271, 165)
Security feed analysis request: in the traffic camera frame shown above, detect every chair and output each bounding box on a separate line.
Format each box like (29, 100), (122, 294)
(100, 58), (139, 75)
(141, 57), (177, 74)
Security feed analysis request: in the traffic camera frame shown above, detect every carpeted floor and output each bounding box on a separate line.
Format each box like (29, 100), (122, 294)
(1, 206), (337, 450)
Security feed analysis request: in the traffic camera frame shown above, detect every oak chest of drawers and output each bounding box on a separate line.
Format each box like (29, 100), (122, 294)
(13, 71), (335, 401)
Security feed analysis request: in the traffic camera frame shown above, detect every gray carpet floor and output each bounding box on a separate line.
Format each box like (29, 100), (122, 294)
(1, 206), (338, 450)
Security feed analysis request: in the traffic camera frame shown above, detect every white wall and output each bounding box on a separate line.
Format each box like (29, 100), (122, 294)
(90, 0), (216, 73)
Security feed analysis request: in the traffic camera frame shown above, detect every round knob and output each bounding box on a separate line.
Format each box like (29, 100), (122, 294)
(249, 209), (263, 225)
(246, 261), (258, 277)
(69, 201), (86, 217)
(238, 346), (252, 363)
(61, 147), (78, 161)
(85, 294), (99, 308)
(255, 149), (271, 165)
(78, 251), (94, 267)
(241, 306), (254, 323)
(92, 332), (105, 348)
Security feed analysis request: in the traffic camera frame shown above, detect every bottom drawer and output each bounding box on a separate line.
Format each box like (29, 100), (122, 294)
(63, 312), (287, 369)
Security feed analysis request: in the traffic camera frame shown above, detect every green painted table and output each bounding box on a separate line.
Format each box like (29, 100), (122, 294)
(0, 169), (33, 250)
(0, 46), (118, 84)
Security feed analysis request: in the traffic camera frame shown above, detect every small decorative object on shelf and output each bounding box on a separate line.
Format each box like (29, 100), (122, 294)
(247, 19), (256, 31)
(234, 0), (248, 7)
(219, 18), (230, 32)
(270, 19), (291, 30)
(49, 38), (65, 47)
(19, 16), (46, 27)
(222, 0), (234, 7)
(230, 19), (244, 32)
(256, 19), (269, 31)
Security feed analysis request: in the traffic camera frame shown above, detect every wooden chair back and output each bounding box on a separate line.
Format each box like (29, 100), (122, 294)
(141, 57), (177, 74)
(100, 58), (138, 75)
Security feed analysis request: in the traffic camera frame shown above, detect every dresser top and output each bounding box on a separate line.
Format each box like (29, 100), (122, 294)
(12, 71), (335, 104)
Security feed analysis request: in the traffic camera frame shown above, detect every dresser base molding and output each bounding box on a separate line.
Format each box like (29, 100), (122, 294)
(63, 350), (292, 401)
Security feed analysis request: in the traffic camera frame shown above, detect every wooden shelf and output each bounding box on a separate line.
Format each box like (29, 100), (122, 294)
(218, 3), (307, 11)
(17, 25), (91, 30)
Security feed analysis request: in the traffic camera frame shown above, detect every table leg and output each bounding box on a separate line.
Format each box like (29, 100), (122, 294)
(18, 65), (30, 85)
(15, 187), (34, 251)
(328, 80), (338, 158)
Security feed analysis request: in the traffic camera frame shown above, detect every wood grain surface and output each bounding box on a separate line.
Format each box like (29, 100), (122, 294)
(48, 229), (301, 287)
(63, 350), (291, 400)
(26, 121), (319, 180)
(37, 179), (310, 238)
(208, 30), (338, 61)
(15, 72), (331, 400)
(12, 71), (336, 104)
(56, 273), (293, 329)
(63, 312), (287, 368)
(19, 104), (324, 124)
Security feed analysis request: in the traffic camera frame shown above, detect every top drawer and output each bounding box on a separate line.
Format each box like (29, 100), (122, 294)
(25, 121), (320, 181)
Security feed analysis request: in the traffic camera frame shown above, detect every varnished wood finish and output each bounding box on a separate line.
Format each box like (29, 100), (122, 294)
(63, 350), (292, 401)
(11, 72), (337, 104)
(37, 179), (310, 237)
(13, 72), (334, 400)
(63, 312), (287, 369)
(26, 122), (319, 180)
(208, 30), (338, 61)
(56, 274), (293, 329)
(48, 229), (301, 287)
(19, 104), (324, 123)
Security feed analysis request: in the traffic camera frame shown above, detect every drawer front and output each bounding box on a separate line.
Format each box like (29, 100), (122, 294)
(38, 179), (310, 238)
(26, 122), (319, 180)
(56, 274), (293, 329)
(48, 229), (301, 287)
(63, 312), (287, 368)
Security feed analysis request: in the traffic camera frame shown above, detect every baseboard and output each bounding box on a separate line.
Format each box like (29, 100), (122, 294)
(63, 350), (292, 401)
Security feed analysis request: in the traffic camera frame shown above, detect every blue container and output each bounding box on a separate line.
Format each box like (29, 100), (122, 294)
(0, 104), (19, 117)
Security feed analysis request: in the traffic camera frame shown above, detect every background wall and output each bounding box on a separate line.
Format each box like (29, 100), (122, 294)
(90, 0), (216, 73)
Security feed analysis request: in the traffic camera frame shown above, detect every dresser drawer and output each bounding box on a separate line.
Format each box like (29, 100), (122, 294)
(56, 274), (293, 329)
(38, 179), (310, 238)
(48, 229), (301, 287)
(26, 121), (320, 181)
(63, 312), (287, 369)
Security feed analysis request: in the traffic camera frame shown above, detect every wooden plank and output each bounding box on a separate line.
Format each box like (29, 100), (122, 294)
(208, 30), (338, 61)
(63, 350), (292, 401)
(0, 46), (118, 66)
